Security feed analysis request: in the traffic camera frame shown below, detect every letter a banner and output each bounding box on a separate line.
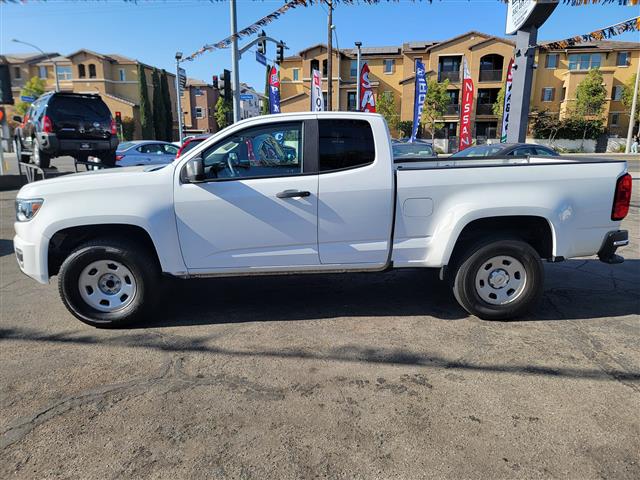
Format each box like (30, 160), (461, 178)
(269, 66), (281, 114)
(500, 58), (514, 143)
(360, 63), (376, 113)
(311, 69), (324, 111)
(411, 60), (427, 142)
(459, 56), (474, 152)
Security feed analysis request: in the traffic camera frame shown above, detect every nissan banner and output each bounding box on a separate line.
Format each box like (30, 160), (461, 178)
(459, 57), (474, 152)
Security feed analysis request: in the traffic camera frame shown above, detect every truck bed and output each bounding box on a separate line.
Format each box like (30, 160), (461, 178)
(395, 155), (626, 170)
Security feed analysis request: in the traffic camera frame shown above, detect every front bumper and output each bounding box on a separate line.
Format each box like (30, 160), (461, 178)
(13, 234), (49, 284)
(597, 230), (628, 264)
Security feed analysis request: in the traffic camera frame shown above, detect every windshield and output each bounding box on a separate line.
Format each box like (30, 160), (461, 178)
(451, 145), (504, 157)
(393, 142), (434, 158)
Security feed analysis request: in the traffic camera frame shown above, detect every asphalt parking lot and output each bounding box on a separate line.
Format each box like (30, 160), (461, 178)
(0, 156), (638, 479)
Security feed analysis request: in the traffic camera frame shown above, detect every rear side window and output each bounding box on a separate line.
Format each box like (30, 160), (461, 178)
(48, 96), (111, 122)
(319, 119), (375, 171)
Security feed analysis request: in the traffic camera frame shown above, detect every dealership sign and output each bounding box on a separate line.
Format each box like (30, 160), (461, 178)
(311, 69), (324, 111)
(269, 66), (280, 114)
(458, 57), (474, 152)
(359, 63), (376, 113)
(505, 0), (558, 35)
(500, 58), (514, 143)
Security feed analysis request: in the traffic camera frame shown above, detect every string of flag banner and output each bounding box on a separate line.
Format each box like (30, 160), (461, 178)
(542, 16), (640, 49)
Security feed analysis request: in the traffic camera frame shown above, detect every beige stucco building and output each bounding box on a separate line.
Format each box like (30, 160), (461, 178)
(279, 31), (639, 141)
(181, 78), (220, 135)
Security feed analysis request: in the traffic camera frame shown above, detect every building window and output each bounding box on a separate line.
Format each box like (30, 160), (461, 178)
(13, 67), (21, 80)
(56, 65), (72, 81)
(561, 87), (567, 102)
(613, 85), (624, 101)
(194, 87), (203, 96)
(616, 52), (630, 67)
(310, 59), (319, 76)
(119, 68), (126, 81)
(350, 60), (358, 78)
(195, 107), (204, 119)
(347, 91), (357, 111)
(568, 53), (601, 71)
(611, 113), (619, 126)
(38, 66), (48, 79)
(545, 54), (559, 69)
(383, 59), (394, 74)
(78, 64), (86, 78)
(88, 64), (97, 78)
(322, 59), (327, 77)
(414, 57), (423, 72)
(292, 68), (299, 81)
(542, 87), (555, 102)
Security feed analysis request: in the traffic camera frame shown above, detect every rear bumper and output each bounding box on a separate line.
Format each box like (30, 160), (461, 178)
(37, 133), (118, 155)
(597, 230), (628, 264)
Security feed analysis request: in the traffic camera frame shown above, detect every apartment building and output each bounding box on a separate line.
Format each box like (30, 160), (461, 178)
(279, 31), (639, 140)
(239, 83), (265, 119)
(5, 49), (178, 139)
(181, 78), (219, 134)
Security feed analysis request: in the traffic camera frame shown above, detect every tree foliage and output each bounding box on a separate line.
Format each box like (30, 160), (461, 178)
(160, 70), (174, 141)
(121, 116), (136, 141)
(15, 77), (46, 115)
(138, 65), (154, 139)
(397, 120), (414, 138)
(151, 68), (165, 141)
(215, 96), (232, 130)
(376, 91), (399, 131)
(574, 68), (607, 118)
(493, 84), (505, 120)
(621, 73), (639, 118)
(420, 78), (449, 141)
(532, 110), (604, 141)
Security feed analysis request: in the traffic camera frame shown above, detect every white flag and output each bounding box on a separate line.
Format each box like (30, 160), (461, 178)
(311, 69), (324, 111)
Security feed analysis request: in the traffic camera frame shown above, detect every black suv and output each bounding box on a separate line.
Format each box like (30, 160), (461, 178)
(12, 92), (119, 168)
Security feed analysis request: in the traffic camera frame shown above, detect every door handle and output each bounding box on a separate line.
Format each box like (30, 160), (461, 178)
(276, 189), (311, 199)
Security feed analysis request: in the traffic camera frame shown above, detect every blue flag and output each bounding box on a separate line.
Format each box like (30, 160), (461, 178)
(269, 66), (280, 114)
(411, 60), (427, 142)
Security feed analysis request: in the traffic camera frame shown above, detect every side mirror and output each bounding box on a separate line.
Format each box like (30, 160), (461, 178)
(185, 156), (205, 182)
(12, 115), (23, 123)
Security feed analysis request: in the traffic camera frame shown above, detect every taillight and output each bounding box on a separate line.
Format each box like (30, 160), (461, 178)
(115, 154), (123, 162)
(611, 173), (632, 221)
(110, 119), (117, 135)
(42, 115), (53, 133)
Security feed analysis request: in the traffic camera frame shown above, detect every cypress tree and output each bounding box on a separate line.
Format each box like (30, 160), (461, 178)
(160, 70), (174, 141)
(138, 64), (154, 139)
(151, 68), (165, 141)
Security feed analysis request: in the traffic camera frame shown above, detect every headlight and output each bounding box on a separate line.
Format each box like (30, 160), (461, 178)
(15, 198), (44, 222)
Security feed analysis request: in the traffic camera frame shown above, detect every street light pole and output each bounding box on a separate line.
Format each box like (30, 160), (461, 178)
(355, 41), (362, 112)
(230, 0), (241, 123)
(12, 38), (59, 92)
(175, 52), (184, 143)
(326, 0), (333, 111)
(625, 57), (640, 153)
(331, 25), (340, 110)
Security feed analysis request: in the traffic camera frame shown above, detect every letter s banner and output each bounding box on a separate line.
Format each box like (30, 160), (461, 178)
(458, 56), (474, 152)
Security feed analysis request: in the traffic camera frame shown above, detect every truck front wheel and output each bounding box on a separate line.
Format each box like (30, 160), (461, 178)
(451, 239), (543, 320)
(58, 238), (160, 328)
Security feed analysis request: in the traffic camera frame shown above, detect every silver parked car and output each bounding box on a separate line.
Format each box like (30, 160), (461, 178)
(115, 140), (179, 167)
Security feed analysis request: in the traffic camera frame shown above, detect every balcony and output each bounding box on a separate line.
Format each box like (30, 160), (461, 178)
(444, 104), (460, 115)
(479, 69), (503, 82)
(438, 71), (460, 83)
(476, 104), (495, 116)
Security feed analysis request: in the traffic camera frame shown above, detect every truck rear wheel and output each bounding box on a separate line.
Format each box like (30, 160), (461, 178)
(58, 238), (160, 328)
(32, 142), (51, 169)
(451, 239), (543, 320)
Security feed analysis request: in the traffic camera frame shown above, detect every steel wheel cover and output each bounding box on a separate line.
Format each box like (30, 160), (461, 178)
(474, 255), (527, 305)
(78, 260), (137, 312)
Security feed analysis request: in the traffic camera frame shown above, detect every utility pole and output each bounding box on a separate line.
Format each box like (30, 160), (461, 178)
(175, 52), (184, 143)
(625, 57), (640, 153)
(326, 0), (333, 111)
(355, 41), (362, 111)
(12, 39), (59, 92)
(230, 0), (241, 123)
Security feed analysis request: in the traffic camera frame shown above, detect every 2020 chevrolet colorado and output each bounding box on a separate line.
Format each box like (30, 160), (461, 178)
(13, 112), (631, 327)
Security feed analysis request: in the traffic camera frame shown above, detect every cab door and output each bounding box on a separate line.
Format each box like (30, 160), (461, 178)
(174, 120), (320, 271)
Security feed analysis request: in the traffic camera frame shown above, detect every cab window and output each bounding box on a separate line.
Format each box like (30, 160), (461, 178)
(201, 122), (303, 180)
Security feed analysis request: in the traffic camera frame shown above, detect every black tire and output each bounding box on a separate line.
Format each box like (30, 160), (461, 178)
(99, 151), (117, 167)
(58, 238), (160, 328)
(13, 137), (29, 163)
(451, 239), (543, 321)
(32, 140), (51, 169)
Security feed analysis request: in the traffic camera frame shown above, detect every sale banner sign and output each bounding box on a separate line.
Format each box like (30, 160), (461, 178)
(459, 57), (474, 152)
(269, 66), (280, 114)
(359, 63), (376, 113)
(500, 58), (514, 143)
(311, 69), (324, 111)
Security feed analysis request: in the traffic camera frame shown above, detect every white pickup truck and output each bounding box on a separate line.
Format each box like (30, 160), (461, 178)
(13, 112), (632, 327)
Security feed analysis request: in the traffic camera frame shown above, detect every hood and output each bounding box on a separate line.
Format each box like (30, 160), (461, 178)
(17, 164), (173, 199)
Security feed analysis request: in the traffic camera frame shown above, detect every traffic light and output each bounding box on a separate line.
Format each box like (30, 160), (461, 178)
(212, 75), (218, 90)
(276, 42), (284, 64)
(0, 64), (14, 105)
(257, 30), (266, 56)
(223, 69), (231, 101)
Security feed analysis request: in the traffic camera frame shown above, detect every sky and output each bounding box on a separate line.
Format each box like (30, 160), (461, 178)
(1, 0), (639, 91)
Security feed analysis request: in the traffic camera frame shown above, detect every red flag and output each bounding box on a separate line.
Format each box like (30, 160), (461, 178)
(459, 57), (474, 152)
(359, 63), (376, 113)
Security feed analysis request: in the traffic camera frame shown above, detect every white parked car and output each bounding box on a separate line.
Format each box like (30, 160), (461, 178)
(13, 112), (631, 327)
